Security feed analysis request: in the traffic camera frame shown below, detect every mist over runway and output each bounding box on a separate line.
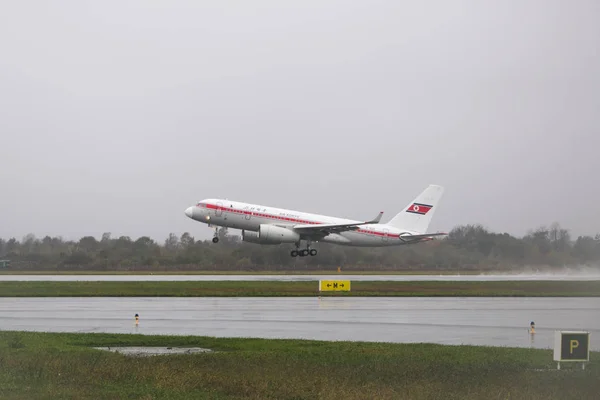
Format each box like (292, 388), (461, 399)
(1, 296), (598, 351)
(1, 272), (600, 282)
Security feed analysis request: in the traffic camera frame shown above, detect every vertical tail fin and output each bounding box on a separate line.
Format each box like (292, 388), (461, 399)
(386, 184), (444, 233)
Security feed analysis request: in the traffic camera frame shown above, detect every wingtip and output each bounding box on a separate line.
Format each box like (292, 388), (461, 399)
(371, 211), (384, 224)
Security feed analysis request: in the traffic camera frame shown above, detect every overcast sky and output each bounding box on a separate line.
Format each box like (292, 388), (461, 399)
(1, 0), (599, 242)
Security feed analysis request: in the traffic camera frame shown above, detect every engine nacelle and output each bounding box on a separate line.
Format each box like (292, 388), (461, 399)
(242, 230), (267, 244)
(242, 225), (300, 244)
(260, 224), (300, 243)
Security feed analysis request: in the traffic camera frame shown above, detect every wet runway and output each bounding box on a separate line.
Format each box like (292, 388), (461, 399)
(1, 297), (598, 350)
(1, 273), (599, 281)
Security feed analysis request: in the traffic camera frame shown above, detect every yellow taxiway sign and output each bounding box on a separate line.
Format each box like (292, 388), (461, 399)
(319, 280), (351, 291)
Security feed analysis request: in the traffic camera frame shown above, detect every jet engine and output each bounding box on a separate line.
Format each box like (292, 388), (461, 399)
(241, 230), (268, 244)
(242, 225), (300, 244)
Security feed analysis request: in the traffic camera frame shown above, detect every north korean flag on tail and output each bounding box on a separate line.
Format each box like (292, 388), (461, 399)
(406, 203), (433, 215)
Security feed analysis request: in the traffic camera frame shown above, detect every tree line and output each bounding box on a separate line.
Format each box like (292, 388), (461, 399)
(1, 223), (599, 271)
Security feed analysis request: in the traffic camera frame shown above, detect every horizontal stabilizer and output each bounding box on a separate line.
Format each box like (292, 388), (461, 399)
(398, 232), (447, 242)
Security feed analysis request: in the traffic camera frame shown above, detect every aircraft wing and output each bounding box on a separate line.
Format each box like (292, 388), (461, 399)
(398, 232), (447, 242)
(292, 212), (383, 235)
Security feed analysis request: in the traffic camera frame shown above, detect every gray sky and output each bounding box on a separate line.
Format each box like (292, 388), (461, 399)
(1, 0), (599, 242)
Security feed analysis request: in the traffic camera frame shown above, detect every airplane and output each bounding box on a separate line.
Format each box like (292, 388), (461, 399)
(184, 184), (446, 257)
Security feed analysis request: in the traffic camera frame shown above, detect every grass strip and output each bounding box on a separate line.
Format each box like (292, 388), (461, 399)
(0, 280), (599, 297)
(0, 331), (597, 400)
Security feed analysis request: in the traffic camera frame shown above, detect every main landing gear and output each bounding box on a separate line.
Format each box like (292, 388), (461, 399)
(291, 242), (318, 257)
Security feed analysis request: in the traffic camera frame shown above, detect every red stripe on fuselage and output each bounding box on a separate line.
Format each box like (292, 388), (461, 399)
(202, 203), (392, 238)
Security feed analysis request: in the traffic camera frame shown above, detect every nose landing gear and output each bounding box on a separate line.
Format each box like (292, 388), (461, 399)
(212, 226), (219, 243)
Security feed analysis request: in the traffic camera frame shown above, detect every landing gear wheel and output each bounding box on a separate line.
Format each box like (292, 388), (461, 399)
(309, 249), (317, 256)
(290, 250), (298, 257)
(299, 249), (309, 257)
(212, 227), (220, 243)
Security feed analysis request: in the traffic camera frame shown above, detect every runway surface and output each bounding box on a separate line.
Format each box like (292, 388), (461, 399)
(1, 297), (598, 350)
(1, 273), (600, 281)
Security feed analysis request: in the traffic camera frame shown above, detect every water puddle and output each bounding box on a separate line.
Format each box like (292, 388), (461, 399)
(94, 346), (213, 356)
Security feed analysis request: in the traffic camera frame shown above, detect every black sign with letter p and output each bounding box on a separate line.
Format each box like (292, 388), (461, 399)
(561, 333), (589, 360)
(554, 331), (590, 363)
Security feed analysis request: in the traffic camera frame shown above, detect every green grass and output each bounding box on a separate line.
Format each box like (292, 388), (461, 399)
(0, 331), (597, 400)
(0, 280), (599, 297)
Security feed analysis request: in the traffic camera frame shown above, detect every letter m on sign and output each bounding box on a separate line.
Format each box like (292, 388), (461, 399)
(333, 283), (338, 288)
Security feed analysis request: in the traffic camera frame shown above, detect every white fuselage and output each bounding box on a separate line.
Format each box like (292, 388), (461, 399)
(186, 199), (420, 247)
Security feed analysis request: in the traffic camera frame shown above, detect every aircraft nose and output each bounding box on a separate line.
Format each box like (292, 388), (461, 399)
(184, 206), (194, 219)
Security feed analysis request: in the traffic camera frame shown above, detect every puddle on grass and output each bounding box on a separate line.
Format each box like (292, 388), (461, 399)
(94, 346), (213, 357)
